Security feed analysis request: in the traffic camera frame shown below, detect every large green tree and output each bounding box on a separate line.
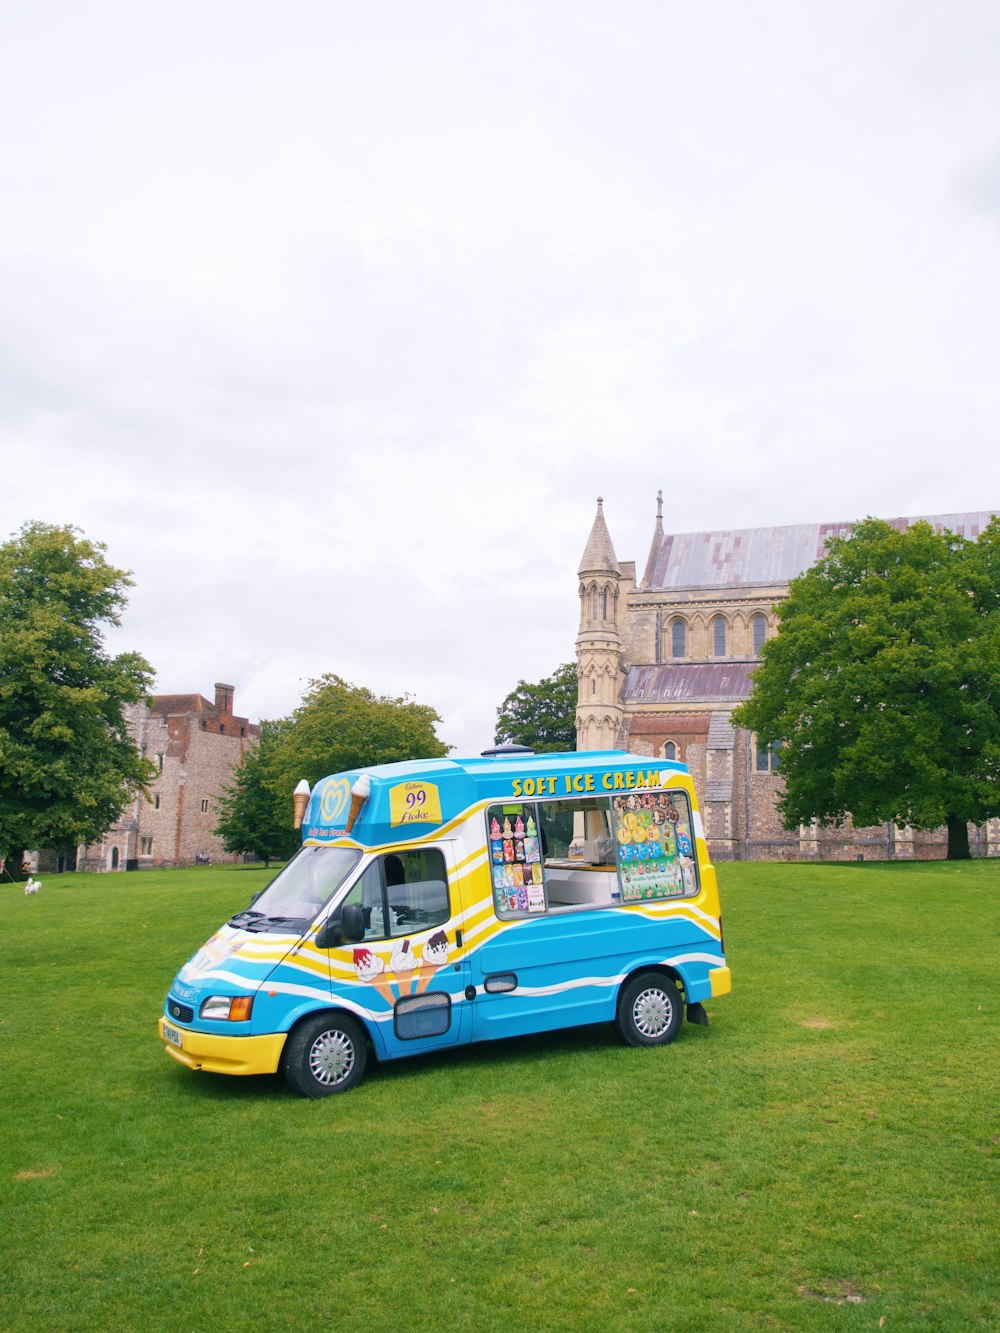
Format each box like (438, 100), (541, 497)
(0, 522), (156, 875)
(732, 517), (1000, 860)
(495, 663), (578, 753)
(213, 719), (300, 867)
(266, 675), (450, 804)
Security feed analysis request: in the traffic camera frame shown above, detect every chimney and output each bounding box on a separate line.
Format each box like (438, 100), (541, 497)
(215, 682), (235, 715)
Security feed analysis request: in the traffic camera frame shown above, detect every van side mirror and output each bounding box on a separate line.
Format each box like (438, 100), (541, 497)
(340, 903), (366, 943)
(314, 902), (366, 951)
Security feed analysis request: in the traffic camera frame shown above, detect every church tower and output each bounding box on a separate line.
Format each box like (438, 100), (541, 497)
(575, 497), (625, 750)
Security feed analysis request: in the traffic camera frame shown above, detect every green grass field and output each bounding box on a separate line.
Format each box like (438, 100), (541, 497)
(1, 860), (997, 1331)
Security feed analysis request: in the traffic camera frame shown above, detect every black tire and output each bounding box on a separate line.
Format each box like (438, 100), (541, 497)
(615, 971), (684, 1047)
(282, 1013), (367, 1097)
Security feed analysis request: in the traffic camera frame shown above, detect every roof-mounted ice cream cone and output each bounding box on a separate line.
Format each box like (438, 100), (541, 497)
(345, 773), (371, 833)
(292, 779), (311, 829)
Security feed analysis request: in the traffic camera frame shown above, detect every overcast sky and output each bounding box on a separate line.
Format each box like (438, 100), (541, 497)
(2, 0), (998, 756)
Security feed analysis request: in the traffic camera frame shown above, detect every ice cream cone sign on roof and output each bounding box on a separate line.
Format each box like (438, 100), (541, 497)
(292, 780), (311, 829)
(345, 774), (371, 833)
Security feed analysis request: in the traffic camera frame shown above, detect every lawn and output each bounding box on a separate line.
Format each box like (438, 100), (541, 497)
(1, 860), (997, 1331)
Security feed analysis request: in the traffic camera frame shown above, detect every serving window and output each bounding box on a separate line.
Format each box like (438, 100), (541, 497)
(486, 788), (699, 919)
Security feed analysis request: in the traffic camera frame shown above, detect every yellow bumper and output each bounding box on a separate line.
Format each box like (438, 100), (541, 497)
(709, 966), (732, 998)
(158, 1017), (286, 1076)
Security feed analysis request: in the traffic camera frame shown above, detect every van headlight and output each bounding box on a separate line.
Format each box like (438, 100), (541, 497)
(200, 995), (254, 1021)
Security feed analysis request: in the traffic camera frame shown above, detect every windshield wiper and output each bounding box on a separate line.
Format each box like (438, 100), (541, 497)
(242, 914), (307, 933)
(228, 909), (265, 926)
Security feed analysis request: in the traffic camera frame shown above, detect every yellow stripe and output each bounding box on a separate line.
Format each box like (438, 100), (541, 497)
(452, 839), (490, 877)
(303, 800), (496, 852)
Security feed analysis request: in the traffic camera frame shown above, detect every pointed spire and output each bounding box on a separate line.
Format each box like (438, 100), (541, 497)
(641, 489), (665, 588)
(578, 497), (620, 576)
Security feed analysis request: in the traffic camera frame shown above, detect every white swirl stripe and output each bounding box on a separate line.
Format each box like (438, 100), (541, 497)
(499, 952), (721, 998)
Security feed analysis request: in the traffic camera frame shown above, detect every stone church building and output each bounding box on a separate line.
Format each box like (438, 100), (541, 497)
(575, 497), (999, 861)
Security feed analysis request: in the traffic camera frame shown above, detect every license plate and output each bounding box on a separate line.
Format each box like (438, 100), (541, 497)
(163, 1023), (183, 1048)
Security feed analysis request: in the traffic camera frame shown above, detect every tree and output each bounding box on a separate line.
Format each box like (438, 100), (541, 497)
(214, 719), (300, 867)
(495, 663), (578, 753)
(731, 517), (1000, 860)
(0, 522), (156, 874)
(266, 675), (450, 801)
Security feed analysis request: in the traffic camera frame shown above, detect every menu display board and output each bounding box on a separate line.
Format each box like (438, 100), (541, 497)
(612, 790), (698, 901)
(488, 804), (546, 915)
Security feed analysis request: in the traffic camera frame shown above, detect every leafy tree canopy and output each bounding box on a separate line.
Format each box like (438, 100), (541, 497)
(0, 522), (156, 872)
(213, 719), (300, 867)
(731, 516), (1000, 859)
(266, 674), (450, 807)
(495, 663), (578, 753)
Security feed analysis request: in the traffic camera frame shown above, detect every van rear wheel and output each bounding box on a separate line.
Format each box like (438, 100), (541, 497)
(283, 1013), (367, 1096)
(616, 972), (683, 1047)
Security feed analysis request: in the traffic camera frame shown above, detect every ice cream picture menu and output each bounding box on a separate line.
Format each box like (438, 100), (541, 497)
(489, 805), (545, 915)
(612, 791), (697, 901)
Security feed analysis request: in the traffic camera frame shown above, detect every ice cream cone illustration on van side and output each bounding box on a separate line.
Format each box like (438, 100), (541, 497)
(353, 946), (396, 1005)
(389, 937), (419, 996)
(413, 930), (450, 995)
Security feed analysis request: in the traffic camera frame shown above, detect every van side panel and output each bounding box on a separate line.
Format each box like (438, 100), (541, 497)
(470, 904), (724, 1041)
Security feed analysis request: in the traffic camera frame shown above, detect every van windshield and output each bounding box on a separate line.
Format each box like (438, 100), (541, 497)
(229, 846), (361, 932)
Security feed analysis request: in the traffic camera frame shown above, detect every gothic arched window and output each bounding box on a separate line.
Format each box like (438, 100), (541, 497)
(751, 614), (767, 656)
(663, 740), (678, 761)
(602, 588), (608, 620)
(670, 617), (686, 658)
(755, 738), (783, 772)
(712, 616), (727, 657)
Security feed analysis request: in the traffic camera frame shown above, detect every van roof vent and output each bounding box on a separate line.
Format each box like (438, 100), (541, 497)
(480, 744), (535, 758)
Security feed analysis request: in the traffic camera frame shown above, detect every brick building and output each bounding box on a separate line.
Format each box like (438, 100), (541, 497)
(73, 682), (260, 872)
(575, 497), (1000, 862)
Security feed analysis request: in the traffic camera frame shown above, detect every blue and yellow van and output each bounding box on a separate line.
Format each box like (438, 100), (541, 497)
(157, 749), (731, 1096)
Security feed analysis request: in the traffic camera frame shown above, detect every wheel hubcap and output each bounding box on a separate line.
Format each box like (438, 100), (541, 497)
(633, 987), (671, 1037)
(309, 1029), (355, 1086)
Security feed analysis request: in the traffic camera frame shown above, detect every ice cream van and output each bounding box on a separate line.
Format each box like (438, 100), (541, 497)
(157, 748), (731, 1096)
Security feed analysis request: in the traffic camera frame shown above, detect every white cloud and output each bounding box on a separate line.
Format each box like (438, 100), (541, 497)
(2, 0), (999, 754)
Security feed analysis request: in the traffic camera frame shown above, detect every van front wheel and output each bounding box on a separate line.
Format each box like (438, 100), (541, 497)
(616, 972), (683, 1047)
(283, 1014), (367, 1096)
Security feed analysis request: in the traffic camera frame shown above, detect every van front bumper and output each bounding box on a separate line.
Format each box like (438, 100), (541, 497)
(157, 1016), (286, 1076)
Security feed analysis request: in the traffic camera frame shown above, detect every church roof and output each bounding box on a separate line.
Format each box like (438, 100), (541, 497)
(625, 662), (756, 705)
(644, 511), (998, 590)
(578, 497), (620, 576)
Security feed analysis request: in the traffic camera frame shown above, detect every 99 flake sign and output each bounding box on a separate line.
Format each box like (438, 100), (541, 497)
(389, 781), (443, 827)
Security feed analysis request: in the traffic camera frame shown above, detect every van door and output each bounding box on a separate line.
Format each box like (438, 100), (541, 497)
(326, 845), (471, 1057)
